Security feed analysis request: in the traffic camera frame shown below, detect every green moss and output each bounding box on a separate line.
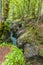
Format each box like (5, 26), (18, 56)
(0, 42), (12, 47)
(39, 49), (43, 56)
(2, 45), (25, 65)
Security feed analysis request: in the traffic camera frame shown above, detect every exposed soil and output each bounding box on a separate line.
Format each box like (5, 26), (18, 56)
(0, 46), (12, 65)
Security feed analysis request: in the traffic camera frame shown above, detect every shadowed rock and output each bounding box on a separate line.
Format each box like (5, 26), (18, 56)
(24, 43), (38, 58)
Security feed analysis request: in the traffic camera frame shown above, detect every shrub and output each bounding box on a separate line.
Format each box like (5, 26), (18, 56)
(40, 40), (43, 44)
(2, 46), (25, 65)
(39, 49), (43, 56)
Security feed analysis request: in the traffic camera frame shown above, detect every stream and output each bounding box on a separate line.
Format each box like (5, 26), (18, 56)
(10, 32), (17, 45)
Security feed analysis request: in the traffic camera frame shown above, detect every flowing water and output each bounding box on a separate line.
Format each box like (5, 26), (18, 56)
(10, 32), (17, 45)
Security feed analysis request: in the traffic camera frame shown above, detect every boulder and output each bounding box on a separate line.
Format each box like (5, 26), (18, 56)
(17, 30), (29, 46)
(24, 43), (38, 58)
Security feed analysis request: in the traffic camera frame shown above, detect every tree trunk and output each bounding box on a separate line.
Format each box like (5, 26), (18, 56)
(2, 0), (9, 22)
(0, 0), (2, 21)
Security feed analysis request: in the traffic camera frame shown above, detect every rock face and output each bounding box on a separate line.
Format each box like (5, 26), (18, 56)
(24, 43), (38, 58)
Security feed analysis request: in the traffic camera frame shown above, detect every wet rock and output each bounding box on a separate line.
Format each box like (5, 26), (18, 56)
(24, 43), (38, 58)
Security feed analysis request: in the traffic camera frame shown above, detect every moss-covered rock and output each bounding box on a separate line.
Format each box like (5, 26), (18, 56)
(39, 45), (43, 57)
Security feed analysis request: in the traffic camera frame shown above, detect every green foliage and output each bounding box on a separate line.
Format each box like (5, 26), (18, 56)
(2, 46), (25, 65)
(40, 40), (43, 44)
(0, 42), (12, 47)
(2, 0), (43, 23)
(0, 21), (4, 30)
(4, 21), (11, 31)
(39, 48), (43, 56)
(0, 21), (11, 42)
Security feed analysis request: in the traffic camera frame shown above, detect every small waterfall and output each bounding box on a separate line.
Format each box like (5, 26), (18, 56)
(10, 32), (17, 45)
